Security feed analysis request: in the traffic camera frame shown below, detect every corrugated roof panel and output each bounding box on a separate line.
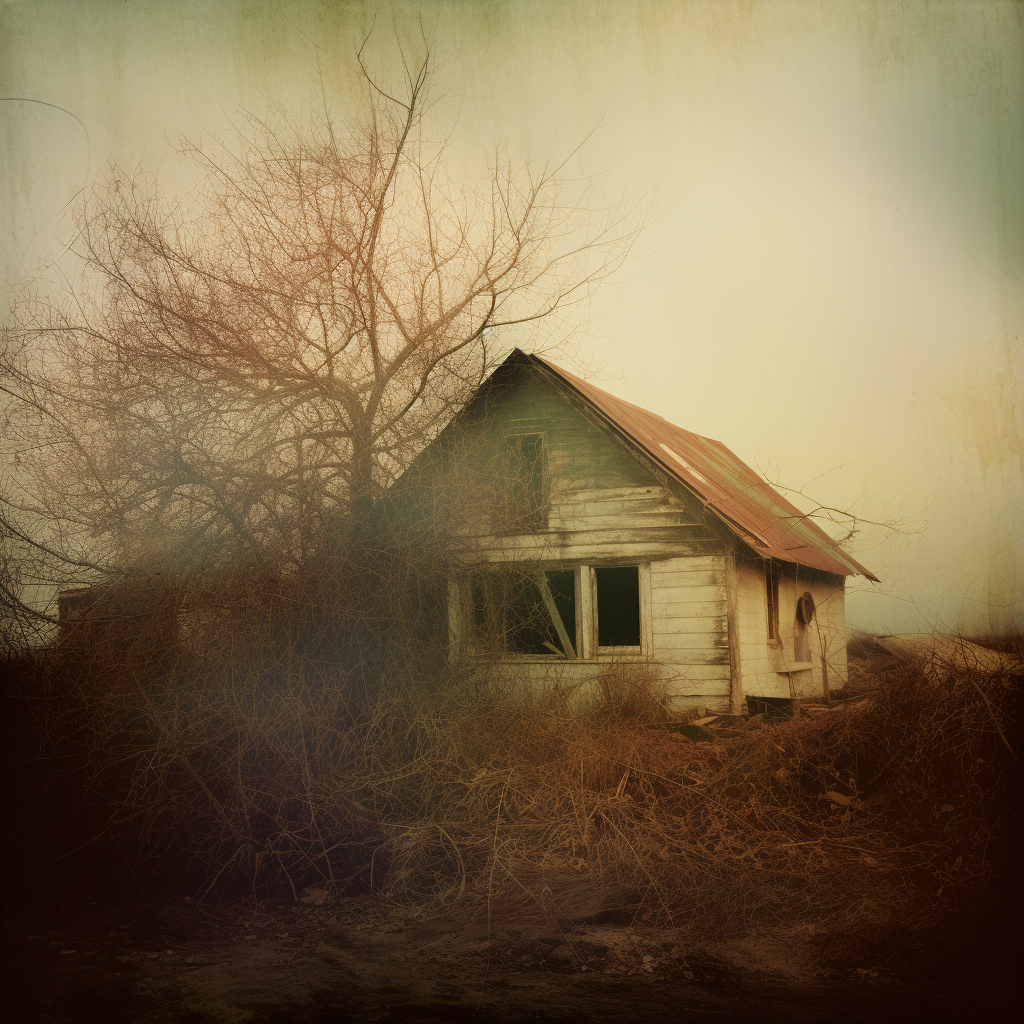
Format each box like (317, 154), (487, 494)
(526, 353), (877, 581)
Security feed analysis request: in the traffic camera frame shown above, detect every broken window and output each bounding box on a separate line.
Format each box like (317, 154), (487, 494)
(595, 565), (641, 648)
(765, 560), (780, 641)
(543, 570), (577, 656)
(471, 568), (576, 657)
(499, 433), (546, 531)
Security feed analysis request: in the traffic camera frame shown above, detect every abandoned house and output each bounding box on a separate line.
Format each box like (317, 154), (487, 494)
(54, 350), (876, 715)
(399, 349), (877, 714)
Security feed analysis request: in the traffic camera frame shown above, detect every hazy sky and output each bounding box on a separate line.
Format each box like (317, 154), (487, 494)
(2, 0), (1021, 636)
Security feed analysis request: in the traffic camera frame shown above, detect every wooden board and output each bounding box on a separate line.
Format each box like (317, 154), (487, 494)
(649, 569), (726, 589)
(652, 595), (728, 617)
(652, 615), (729, 637)
(653, 647), (731, 665)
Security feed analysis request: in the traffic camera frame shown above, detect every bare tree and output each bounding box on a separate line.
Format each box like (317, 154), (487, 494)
(2, 46), (638, 580)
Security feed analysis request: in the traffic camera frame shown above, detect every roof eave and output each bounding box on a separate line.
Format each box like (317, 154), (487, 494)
(522, 351), (879, 583)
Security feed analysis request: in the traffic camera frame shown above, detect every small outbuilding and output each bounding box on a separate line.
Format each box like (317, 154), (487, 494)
(400, 349), (877, 713)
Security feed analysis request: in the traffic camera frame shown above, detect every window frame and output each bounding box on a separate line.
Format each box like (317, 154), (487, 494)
(592, 563), (649, 656)
(464, 567), (578, 660)
(496, 431), (549, 534)
(452, 562), (651, 662)
(765, 559), (780, 642)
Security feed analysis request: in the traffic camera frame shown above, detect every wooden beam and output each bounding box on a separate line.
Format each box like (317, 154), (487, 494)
(535, 573), (576, 659)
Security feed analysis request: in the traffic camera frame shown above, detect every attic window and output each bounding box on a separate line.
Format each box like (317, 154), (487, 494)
(765, 560), (780, 640)
(499, 433), (547, 531)
(595, 565), (641, 648)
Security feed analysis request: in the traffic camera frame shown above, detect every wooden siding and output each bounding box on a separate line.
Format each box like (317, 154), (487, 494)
(650, 556), (730, 704)
(483, 658), (734, 714)
(449, 372), (735, 705)
(466, 521), (724, 564)
(448, 371), (730, 565)
(400, 364), (862, 712)
(808, 581), (848, 696)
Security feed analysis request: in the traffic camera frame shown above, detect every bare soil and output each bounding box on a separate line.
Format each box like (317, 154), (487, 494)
(2, 892), (1011, 1023)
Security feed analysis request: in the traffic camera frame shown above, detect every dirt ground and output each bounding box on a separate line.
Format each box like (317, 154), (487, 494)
(2, 890), (1014, 1024)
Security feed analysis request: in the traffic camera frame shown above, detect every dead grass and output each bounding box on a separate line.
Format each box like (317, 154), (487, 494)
(24, 608), (1022, 965)
(9, 585), (1015, 974)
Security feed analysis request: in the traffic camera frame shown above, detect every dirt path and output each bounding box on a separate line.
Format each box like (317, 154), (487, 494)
(1, 894), (1010, 1023)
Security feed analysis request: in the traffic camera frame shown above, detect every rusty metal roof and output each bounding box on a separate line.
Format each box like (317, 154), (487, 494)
(523, 352), (877, 581)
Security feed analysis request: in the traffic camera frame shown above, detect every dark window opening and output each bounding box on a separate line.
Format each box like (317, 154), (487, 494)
(500, 433), (546, 531)
(765, 560), (780, 640)
(595, 565), (641, 647)
(400, 572), (449, 674)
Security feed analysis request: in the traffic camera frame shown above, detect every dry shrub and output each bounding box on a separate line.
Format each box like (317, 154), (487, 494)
(39, 548), (451, 895)
(379, 694), (871, 933)
(591, 662), (670, 723)
(374, 655), (1021, 948)
(34, 614), (1021, 958)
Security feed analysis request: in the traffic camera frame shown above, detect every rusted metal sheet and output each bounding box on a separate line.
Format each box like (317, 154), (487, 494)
(526, 353), (877, 581)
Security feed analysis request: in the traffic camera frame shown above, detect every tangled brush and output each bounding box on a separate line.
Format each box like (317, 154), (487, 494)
(23, 612), (1022, 962)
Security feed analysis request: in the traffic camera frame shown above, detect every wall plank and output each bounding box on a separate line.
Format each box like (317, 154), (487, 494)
(653, 598), (727, 617)
(665, 663), (732, 682)
(652, 615), (728, 636)
(467, 535), (725, 564)
(654, 647), (731, 665)
(651, 588), (729, 609)
(549, 510), (700, 532)
(651, 574), (726, 590)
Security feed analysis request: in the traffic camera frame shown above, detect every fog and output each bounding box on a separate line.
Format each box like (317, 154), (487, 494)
(2, 0), (1021, 635)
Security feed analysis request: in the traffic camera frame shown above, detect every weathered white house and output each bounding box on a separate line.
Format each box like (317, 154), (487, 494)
(403, 349), (876, 713)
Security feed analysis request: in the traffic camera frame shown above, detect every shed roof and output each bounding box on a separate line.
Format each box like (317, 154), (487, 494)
(510, 350), (877, 581)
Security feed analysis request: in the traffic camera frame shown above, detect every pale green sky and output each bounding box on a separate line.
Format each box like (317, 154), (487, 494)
(2, 0), (1021, 635)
